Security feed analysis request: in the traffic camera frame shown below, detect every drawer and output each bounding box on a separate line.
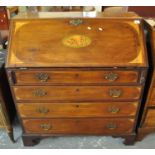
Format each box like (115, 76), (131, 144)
(17, 102), (138, 118)
(143, 108), (155, 127)
(23, 118), (135, 134)
(13, 70), (139, 85)
(13, 86), (142, 102)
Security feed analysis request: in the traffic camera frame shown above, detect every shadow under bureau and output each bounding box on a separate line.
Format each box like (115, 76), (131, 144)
(5, 12), (148, 146)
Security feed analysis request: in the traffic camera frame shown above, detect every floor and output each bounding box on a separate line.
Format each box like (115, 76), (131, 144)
(0, 119), (155, 149)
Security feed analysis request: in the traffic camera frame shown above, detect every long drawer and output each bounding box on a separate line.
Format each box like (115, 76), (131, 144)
(23, 118), (135, 134)
(13, 70), (139, 85)
(17, 102), (138, 118)
(13, 86), (142, 102)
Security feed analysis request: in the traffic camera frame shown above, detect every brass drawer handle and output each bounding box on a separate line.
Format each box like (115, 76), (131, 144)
(40, 123), (51, 131)
(36, 107), (49, 114)
(69, 19), (83, 26)
(106, 123), (117, 130)
(35, 73), (49, 82)
(109, 89), (122, 98)
(105, 72), (118, 82)
(33, 89), (47, 97)
(108, 107), (120, 113)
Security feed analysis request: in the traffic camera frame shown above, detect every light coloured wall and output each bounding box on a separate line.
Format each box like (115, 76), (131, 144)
(17, 6), (102, 13)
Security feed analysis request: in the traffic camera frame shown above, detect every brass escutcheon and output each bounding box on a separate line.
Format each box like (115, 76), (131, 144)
(36, 107), (49, 114)
(106, 123), (117, 130)
(33, 89), (47, 97)
(109, 89), (122, 98)
(35, 73), (49, 82)
(69, 19), (83, 26)
(105, 72), (118, 82)
(40, 124), (51, 131)
(108, 107), (120, 113)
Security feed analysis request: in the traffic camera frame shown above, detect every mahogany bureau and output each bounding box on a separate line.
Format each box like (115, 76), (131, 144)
(5, 12), (148, 146)
(137, 19), (155, 141)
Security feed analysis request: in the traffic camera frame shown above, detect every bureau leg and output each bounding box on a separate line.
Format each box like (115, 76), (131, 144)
(123, 134), (136, 145)
(22, 135), (41, 146)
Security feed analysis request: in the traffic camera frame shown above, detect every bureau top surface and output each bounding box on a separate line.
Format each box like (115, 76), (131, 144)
(6, 13), (148, 68)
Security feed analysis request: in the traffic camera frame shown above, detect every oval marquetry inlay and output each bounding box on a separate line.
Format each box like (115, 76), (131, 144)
(62, 34), (91, 48)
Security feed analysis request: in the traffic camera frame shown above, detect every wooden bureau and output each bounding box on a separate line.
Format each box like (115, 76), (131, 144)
(5, 12), (148, 146)
(137, 19), (155, 141)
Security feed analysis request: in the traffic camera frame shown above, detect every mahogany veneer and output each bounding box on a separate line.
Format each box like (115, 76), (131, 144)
(6, 12), (148, 146)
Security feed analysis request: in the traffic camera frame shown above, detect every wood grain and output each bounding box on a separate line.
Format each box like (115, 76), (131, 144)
(17, 102), (138, 118)
(14, 70), (139, 85)
(6, 18), (147, 68)
(13, 86), (142, 102)
(143, 109), (155, 127)
(5, 13), (148, 145)
(23, 118), (135, 134)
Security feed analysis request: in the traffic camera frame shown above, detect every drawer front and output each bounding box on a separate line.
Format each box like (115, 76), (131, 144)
(143, 109), (155, 127)
(13, 70), (139, 85)
(13, 86), (142, 101)
(23, 118), (135, 134)
(17, 102), (138, 118)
